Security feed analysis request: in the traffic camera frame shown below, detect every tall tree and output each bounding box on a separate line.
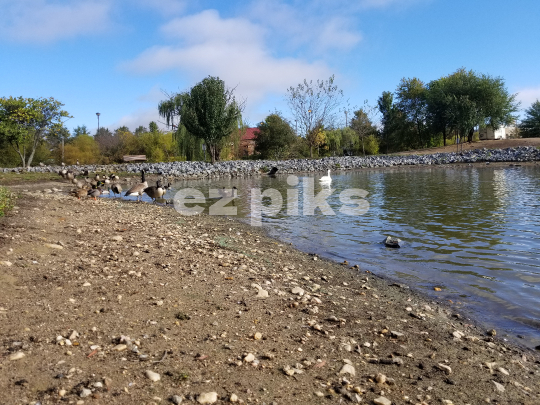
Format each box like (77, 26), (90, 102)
(255, 114), (297, 159)
(73, 125), (90, 137)
(286, 75), (344, 157)
(350, 101), (378, 155)
(0, 96), (71, 167)
(433, 69), (518, 143)
(395, 77), (429, 148)
(181, 76), (243, 163)
(520, 100), (540, 138)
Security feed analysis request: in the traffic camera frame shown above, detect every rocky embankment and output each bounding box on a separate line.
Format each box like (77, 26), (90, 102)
(0, 192), (539, 404)
(4, 146), (540, 179)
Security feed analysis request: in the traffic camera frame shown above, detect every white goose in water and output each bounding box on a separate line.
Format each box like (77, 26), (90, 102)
(319, 169), (332, 183)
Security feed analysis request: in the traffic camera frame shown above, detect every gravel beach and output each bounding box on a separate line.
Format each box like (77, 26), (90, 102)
(0, 189), (539, 405)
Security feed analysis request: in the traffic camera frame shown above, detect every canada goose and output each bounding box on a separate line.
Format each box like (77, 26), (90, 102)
(69, 188), (88, 200)
(59, 169), (67, 179)
(267, 167), (278, 176)
(111, 183), (122, 197)
(218, 186), (238, 198)
(83, 170), (89, 177)
(124, 170), (147, 201)
(66, 171), (75, 181)
(110, 174), (120, 181)
(319, 169), (332, 183)
(87, 186), (102, 201)
(144, 180), (165, 203)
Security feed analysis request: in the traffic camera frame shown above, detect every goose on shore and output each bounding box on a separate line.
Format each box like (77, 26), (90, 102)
(319, 169), (332, 183)
(144, 180), (165, 203)
(267, 167), (278, 176)
(111, 183), (122, 197)
(124, 170), (147, 201)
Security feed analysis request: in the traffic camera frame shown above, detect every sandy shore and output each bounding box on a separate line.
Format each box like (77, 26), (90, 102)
(0, 191), (539, 405)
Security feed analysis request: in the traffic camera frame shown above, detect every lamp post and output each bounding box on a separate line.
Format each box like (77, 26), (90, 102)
(96, 112), (100, 134)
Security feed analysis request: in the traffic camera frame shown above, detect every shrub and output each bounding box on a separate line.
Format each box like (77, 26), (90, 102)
(0, 187), (14, 217)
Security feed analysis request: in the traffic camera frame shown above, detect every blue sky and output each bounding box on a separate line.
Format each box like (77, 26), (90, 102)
(1, 0), (539, 134)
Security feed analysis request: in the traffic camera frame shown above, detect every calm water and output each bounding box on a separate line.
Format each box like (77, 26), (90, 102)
(122, 165), (540, 347)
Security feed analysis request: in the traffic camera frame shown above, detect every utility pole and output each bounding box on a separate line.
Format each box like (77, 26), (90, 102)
(345, 110), (348, 127)
(96, 112), (101, 134)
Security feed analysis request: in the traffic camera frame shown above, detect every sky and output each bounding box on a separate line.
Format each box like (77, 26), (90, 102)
(1, 0), (540, 135)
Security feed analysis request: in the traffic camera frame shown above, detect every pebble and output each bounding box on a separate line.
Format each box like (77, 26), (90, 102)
(339, 363), (356, 377)
(244, 353), (255, 362)
(291, 287), (304, 296)
(492, 381), (505, 393)
(171, 395), (183, 404)
(80, 388), (92, 398)
(44, 243), (63, 249)
(9, 351), (25, 361)
(113, 344), (128, 351)
(111, 235), (123, 242)
(497, 367), (509, 375)
(373, 396), (392, 405)
(376, 373), (387, 384)
(0, 261), (12, 266)
(256, 289), (269, 298)
(230, 393), (238, 402)
(197, 392), (218, 404)
(437, 363), (452, 374)
(254, 332), (262, 340)
(145, 370), (161, 382)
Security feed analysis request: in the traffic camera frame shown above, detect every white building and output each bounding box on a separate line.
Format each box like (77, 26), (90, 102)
(479, 126), (506, 140)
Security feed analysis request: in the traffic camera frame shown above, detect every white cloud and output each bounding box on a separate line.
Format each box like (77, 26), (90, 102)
(0, 0), (112, 43)
(246, 1), (362, 54)
(121, 9), (332, 118)
(516, 86), (540, 109)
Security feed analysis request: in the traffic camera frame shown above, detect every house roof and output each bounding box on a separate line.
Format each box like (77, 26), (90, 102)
(241, 127), (259, 141)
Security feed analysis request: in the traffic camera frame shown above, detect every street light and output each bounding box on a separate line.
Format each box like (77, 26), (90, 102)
(96, 112), (101, 134)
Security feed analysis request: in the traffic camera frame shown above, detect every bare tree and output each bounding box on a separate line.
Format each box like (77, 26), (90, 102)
(286, 75), (344, 157)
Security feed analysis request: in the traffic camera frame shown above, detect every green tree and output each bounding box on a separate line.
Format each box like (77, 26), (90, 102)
(286, 75), (344, 157)
(73, 125), (90, 137)
(395, 77), (430, 148)
(181, 76), (243, 163)
(519, 100), (540, 138)
(0, 96), (71, 167)
(255, 113), (297, 159)
(430, 69), (519, 143)
(350, 102), (378, 155)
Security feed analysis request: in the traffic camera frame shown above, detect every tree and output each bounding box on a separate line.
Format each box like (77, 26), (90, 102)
(73, 125), (90, 137)
(181, 76), (243, 163)
(429, 69), (519, 143)
(255, 114), (296, 159)
(0, 96), (71, 167)
(519, 100), (540, 138)
(395, 77), (430, 148)
(350, 102), (378, 155)
(286, 75), (344, 157)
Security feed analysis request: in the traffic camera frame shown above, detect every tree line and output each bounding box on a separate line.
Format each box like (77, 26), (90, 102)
(2, 69), (539, 167)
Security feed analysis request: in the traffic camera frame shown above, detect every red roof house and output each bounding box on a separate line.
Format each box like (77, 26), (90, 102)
(240, 127), (259, 157)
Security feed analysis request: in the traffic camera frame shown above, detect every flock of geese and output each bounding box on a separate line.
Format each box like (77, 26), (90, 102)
(59, 169), (170, 203)
(58, 166), (332, 203)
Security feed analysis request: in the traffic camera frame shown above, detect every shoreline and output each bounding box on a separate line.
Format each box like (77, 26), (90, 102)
(0, 191), (539, 404)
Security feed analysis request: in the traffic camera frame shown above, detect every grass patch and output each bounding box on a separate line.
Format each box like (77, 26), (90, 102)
(0, 172), (61, 185)
(0, 187), (15, 217)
